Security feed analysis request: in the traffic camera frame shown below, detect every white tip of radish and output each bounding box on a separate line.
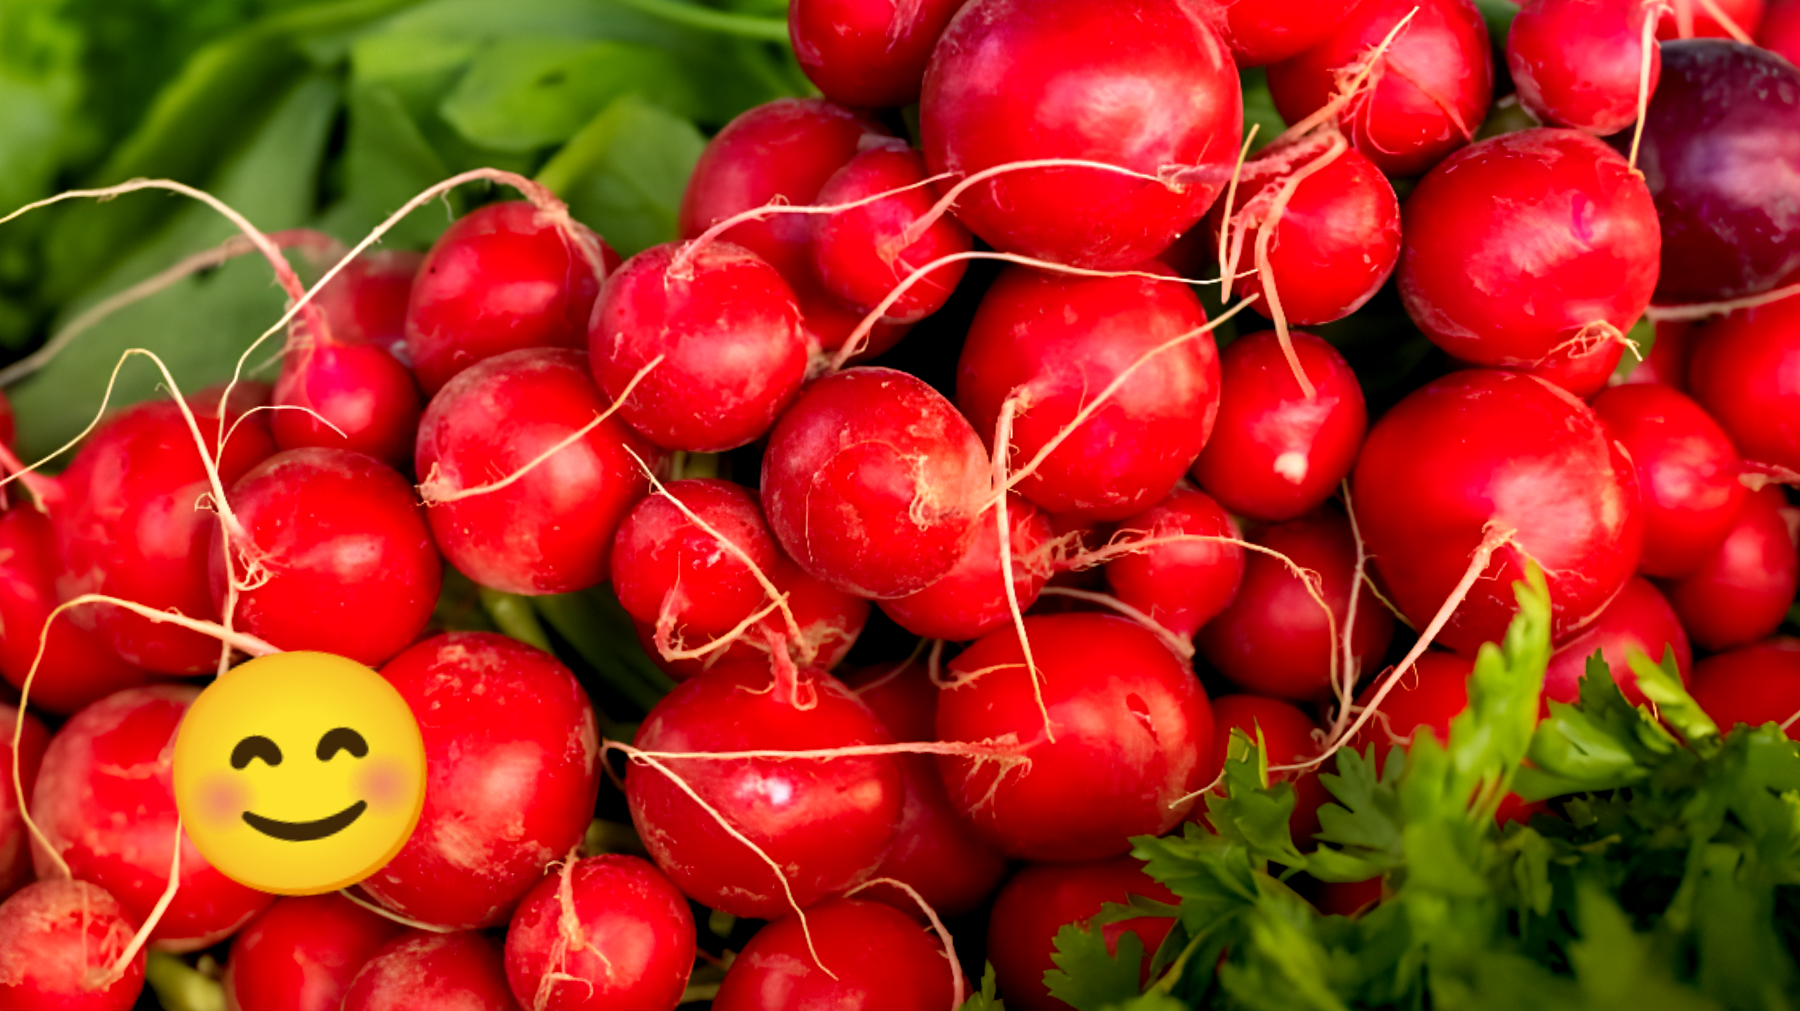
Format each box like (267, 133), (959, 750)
(1274, 451), (1310, 484)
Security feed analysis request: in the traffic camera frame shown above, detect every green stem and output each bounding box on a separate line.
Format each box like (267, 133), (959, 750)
(479, 588), (554, 652)
(534, 591), (675, 714)
(610, 0), (791, 42)
(681, 982), (723, 1004)
(146, 952), (225, 1011)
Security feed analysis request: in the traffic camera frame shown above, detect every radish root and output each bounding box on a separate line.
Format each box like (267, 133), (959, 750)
(844, 877), (965, 1009)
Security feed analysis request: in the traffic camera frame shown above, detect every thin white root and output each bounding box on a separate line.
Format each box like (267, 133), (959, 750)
(102, 818), (183, 982)
(1647, 279), (1800, 321)
(845, 877), (965, 1008)
(338, 887), (457, 933)
(1215, 126), (1262, 303)
(1270, 8), (1421, 148)
(1037, 587), (1194, 662)
(674, 171), (957, 276)
(991, 397), (1053, 744)
(1628, 2), (1671, 172)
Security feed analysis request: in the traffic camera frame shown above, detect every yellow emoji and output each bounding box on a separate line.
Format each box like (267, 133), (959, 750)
(172, 651), (426, 895)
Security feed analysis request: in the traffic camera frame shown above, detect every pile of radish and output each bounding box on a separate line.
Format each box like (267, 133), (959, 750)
(2, 0), (1800, 1008)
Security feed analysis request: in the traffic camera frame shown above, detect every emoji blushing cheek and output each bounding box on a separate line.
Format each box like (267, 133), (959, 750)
(200, 774), (252, 828)
(357, 757), (412, 814)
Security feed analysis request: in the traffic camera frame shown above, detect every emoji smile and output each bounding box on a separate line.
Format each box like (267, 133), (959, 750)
(242, 801), (368, 841)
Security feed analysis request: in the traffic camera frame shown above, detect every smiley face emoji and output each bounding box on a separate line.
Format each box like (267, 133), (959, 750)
(173, 651), (427, 895)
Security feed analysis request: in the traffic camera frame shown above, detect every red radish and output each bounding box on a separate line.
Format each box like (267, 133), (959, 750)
(0, 879), (143, 1011)
(312, 249), (422, 350)
(271, 341), (422, 468)
(415, 348), (659, 596)
(1658, 0), (1765, 38)
(1102, 487), (1246, 639)
(223, 893), (405, 1011)
(1688, 637), (1800, 739)
(364, 633), (601, 929)
(503, 855), (695, 1011)
(1205, 694), (1329, 844)
(55, 398), (276, 674)
(625, 661), (905, 919)
(1314, 876), (1384, 917)
(1399, 129), (1660, 369)
(1207, 138), (1402, 328)
(811, 140), (974, 325)
(1687, 293), (1800, 474)
(0, 508), (151, 715)
(1350, 651), (1473, 764)
(937, 613), (1213, 860)
(0, 703), (48, 901)
(1660, 486), (1800, 651)
(957, 264), (1221, 520)
(985, 856), (1179, 1011)
(1196, 509), (1395, 702)
(634, 555), (870, 679)
(1620, 320), (1697, 391)
(679, 98), (889, 285)
(207, 448), (440, 666)
(29, 685), (273, 949)
(878, 494), (1054, 642)
(842, 660), (1008, 919)
(1351, 370), (1644, 653)
(788, 0), (968, 106)
(403, 201), (614, 395)
(1592, 384), (1745, 578)
(793, 284), (913, 362)
(1266, 0), (1494, 178)
(342, 931), (521, 1011)
(1496, 338), (1627, 400)
(1189, 0), (1362, 64)
(612, 478), (782, 644)
(1758, 0), (1800, 61)
(1508, 0), (1663, 134)
(1189, 331), (1368, 522)
(589, 241), (807, 453)
(762, 367), (989, 598)
(919, 0), (1242, 269)
(1632, 40), (1800, 301)
(1542, 576), (1692, 707)
(712, 897), (959, 1011)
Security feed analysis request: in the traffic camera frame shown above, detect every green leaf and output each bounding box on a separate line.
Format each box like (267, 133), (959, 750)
(959, 964), (1005, 1011)
(1310, 746), (1405, 882)
(1627, 645), (1720, 751)
(535, 93), (704, 256)
(1132, 828), (1260, 935)
(1447, 562), (1553, 815)
(440, 37), (704, 152)
(1567, 885), (1719, 1011)
(1203, 727), (1307, 868)
(1517, 651), (1674, 801)
(1100, 996), (1190, 1011)
(1046, 921), (1148, 1011)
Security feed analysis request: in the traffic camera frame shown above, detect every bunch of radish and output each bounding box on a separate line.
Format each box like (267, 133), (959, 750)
(1, 0), (1799, 1008)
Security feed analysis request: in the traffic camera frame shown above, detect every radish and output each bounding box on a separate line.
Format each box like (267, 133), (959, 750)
(788, 0), (967, 106)
(1207, 137), (1402, 330)
(711, 897), (959, 1011)
(1507, 0), (1663, 135)
(1101, 486), (1246, 640)
(0, 508), (151, 715)
(1658, 0), (1765, 38)
(342, 931), (521, 1011)
(633, 555), (870, 680)
(1495, 338), (1628, 400)
(55, 398), (276, 674)
(1398, 129), (1660, 369)
(415, 348), (659, 596)
(363, 633), (601, 930)
(311, 248), (422, 350)
(0, 879), (144, 1011)
(271, 340), (422, 468)
(624, 660), (905, 919)
(810, 140), (974, 325)
(502, 855), (695, 1011)
(589, 241), (807, 453)
(1314, 876), (1384, 917)
(1266, 0), (1493, 178)
(1349, 651), (1473, 764)
(919, 0), (1242, 269)
(403, 201), (615, 395)
(956, 264), (1221, 520)
(611, 478), (783, 648)
(1632, 39), (1800, 301)
(762, 367), (989, 598)
(1195, 509), (1394, 702)
(936, 612), (1213, 860)
(1591, 384), (1745, 578)
(1350, 370), (1644, 653)
(0, 703), (48, 901)
(1188, 0), (1361, 65)
(878, 494), (1054, 643)
(222, 893), (404, 1011)
(1189, 330), (1367, 523)
(1758, 0), (1800, 60)
(843, 660), (1008, 919)
(1542, 576), (1692, 708)
(207, 448), (441, 666)
(29, 685), (273, 949)
(1204, 694), (1329, 844)
(1687, 292), (1800, 474)
(1688, 637), (1800, 739)
(1660, 486), (1800, 652)
(985, 856), (1179, 1011)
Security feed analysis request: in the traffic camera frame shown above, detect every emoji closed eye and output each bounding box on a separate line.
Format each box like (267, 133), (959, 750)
(231, 735), (282, 769)
(317, 727), (369, 761)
